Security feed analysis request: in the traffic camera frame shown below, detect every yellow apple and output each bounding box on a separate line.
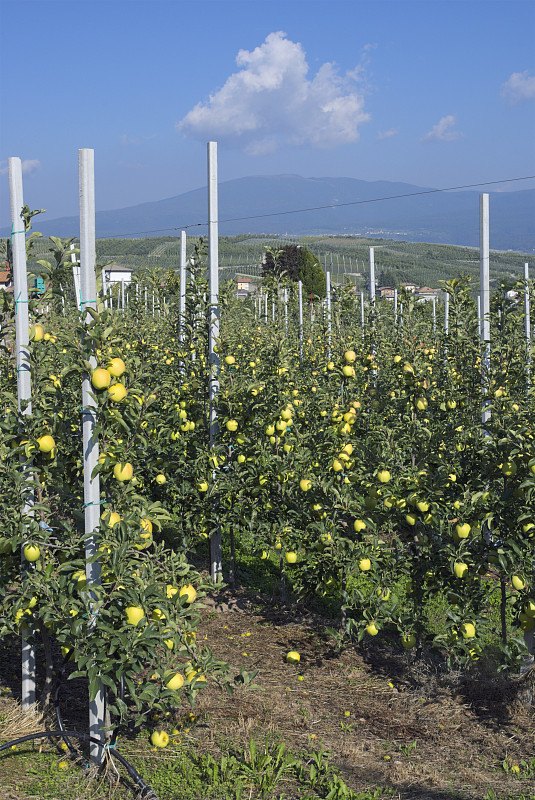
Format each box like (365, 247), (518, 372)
(150, 730), (169, 748)
(366, 622), (379, 636)
(165, 672), (185, 691)
(107, 357), (126, 377)
(286, 651), (300, 664)
(284, 552), (298, 564)
(113, 462), (133, 482)
(37, 435), (55, 453)
(125, 606), (145, 626)
(179, 584), (197, 604)
(23, 544), (41, 562)
(91, 368), (111, 390)
(108, 383), (127, 402)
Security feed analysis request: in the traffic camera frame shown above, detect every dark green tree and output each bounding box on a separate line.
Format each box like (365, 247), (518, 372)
(262, 244), (326, 298)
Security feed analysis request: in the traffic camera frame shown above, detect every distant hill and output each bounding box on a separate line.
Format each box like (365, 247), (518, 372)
(3, 175), (534, 251)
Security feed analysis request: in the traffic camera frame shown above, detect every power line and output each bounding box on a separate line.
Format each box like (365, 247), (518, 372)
(96, 174), (535, 240)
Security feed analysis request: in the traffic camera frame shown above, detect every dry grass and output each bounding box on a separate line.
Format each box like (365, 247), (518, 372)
(1, 588), (535, 799)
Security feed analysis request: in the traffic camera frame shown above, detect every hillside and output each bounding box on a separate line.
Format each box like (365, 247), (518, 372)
(2, 176), (534, 252)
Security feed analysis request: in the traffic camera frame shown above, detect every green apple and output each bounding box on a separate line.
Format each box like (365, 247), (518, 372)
(512, 575), (525, 591)
(401, 633), (416, 649)
(284, 552), (298, 564)
(37, 434), (56, 453)
(23, 544), (41, 562)
(353, 520), (366, 532)
(226, 419), (238, 432)
(377, 470), (391, 483)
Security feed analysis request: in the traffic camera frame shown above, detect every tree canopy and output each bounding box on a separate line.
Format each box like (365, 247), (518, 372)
(262, 244), (326, 298)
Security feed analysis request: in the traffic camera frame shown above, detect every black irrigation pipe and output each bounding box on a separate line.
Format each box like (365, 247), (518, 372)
(0, 651), (158, 800)
(0, 730), (158, 799)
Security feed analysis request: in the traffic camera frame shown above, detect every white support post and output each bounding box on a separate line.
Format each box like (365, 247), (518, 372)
(272, 301), (275, 323)
(9, 157), (36, 712)
(264, 291), (268, 324)
(525, 262), (531, 390)
(179, 231), (186, 342)
(298, 280), (303, 365)
(326, 271), (332, 361)
(208, 142), (222, 583)
(394, 289), (398, 327)
(432, 296), (436, 334)
(360, 291), (365, 330)
(480, 194), (491, 431)
(121, 279), (125, 311)
(71, 243), (81, 312)
(369, 247), (375, 306)
(79, 149), (104, 765)
(284, 288), (288, 335)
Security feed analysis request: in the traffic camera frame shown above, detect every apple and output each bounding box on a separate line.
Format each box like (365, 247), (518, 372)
(237, 454), (246, 464)
(113, 462), (133, 482)
(101, 511), (121, 527)
(377, 470), (391, 484)
(166, 585), (178, 599)
(155, 473), (166, 485)
(454, 562), (469, 579)
(401, 633), (416, 649)
(107, 357), (126, 377)
(150, 730), (169, 748)
(108, 383), (127, 402)
(286, 651), (300, 664)
(179, 584), (197, 604)
(91, 368), (111, 390)
(500, 461), (517, 477)
(197, 480), (208, 492)
(454, 523), (471, 539)
(125, 606), (145, 626)
(29, 324), (44, 342)
(512, 575), (525, 591)
(165, 672), (185, 691)
(333, 459), (344, 473)
(299, 479), (312, 492)
(224, 355), (235, 365)
(415, 397), (428, 411)
(342, 365), (355, 378)
(226, 419), (238, 432)
(461, 622), (476, 639)
(353, 520), (366, 532)
(359, 558), (371, 571)
(416, 501), (429, 513)
(23, 544), (41, 562)
(344, 350), (357, 363)
(405, 513), (417, 526)
(37, 435), (55, 453)
(366, 622), (379, 636)
(284, 552), (298, 564)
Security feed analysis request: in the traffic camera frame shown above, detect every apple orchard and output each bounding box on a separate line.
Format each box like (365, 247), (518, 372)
(1, 235), (535, 746)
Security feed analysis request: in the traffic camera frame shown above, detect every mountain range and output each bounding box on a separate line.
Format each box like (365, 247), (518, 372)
(3, 175), (534, 252)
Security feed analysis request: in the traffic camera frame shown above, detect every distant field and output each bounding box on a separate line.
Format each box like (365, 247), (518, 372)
(25, 233), (531, 291)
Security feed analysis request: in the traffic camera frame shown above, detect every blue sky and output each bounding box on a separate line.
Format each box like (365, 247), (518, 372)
(1, 0), (534, 223)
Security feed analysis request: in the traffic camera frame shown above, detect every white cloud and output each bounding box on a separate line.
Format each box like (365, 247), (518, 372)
(422, 115), (463, 142)
(377, 127), (399, 141)
(22, 159), (40, 175)
(177, 31), (371, 152)
(0, 158), (40, 176)
(501, 70), (535, 104)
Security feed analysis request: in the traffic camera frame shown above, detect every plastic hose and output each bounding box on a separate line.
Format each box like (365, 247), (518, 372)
(0, 730), (158, 798)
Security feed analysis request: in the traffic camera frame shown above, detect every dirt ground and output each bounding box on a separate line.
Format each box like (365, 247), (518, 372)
(191, 588), (535, 799)
(1, 586), (534, 799)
